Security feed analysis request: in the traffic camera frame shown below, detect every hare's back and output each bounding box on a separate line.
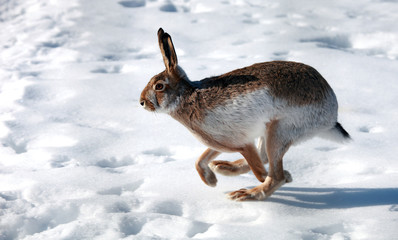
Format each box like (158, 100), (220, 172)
(200, 61), (334, 107)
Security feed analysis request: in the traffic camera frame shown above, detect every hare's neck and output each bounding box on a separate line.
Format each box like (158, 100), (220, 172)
(169, 82), (204, 129)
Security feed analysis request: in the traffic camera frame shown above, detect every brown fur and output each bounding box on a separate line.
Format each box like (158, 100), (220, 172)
(209, 159), (251, 176)
(143, 29), (333, 118)
(169, 61), (332, 125)
(195, 148), (220, 186)
(215, 61), (332, 106)
(265, 120), (291, 180)
(140, 28), (349, 201)
(239, 143), (268, 182)
(185, 61), (331, 113)
(168, 61), (332, 154)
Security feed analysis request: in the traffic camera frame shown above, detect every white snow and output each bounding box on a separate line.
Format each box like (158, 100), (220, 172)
(1, 0), (398, 239)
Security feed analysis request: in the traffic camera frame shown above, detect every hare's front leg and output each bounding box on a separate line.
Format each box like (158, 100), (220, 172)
(196, 148), (221, 187)
(229, 120), (292, 201)
(209, 136), (268, 177)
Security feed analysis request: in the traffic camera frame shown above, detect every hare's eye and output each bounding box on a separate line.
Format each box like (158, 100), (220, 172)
(154, 82), (166, 91)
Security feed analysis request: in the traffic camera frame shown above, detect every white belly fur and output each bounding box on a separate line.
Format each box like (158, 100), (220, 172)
(200, 89), (276, 148)
(198, 88), (338, 149)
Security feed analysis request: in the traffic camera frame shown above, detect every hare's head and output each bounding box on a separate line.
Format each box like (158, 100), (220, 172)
(140, 28), (189, 113)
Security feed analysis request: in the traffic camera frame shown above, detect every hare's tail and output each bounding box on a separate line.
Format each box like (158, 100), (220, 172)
(335, 122), (351, 140)
(320, 122), (351, 143)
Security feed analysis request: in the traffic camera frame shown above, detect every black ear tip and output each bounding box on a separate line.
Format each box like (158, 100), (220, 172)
(158, 28), (172, 40)
(164, 33), (171, 39)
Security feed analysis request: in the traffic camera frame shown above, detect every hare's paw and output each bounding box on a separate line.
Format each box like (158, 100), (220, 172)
(228, 172), (292, 201)
(209, 159), (250, 176)
(228, 187), (266, 201)
(284, 170), (293, 183)
(200, 168), (217, 187)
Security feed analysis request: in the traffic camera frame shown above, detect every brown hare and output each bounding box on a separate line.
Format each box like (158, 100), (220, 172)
(140, 28), (350, 201)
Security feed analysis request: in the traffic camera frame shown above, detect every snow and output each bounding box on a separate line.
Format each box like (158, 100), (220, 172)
(1, 0), (398, 239)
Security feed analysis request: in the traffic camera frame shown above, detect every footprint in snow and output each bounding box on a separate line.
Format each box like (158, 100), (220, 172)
(101, 54), (121, 61)
(97, 180), (144, 196)
(41, 41), (64, 48)
(272, 51), (289, 60)
(148, 200), (183, 216)
(2, 134), (28, 154)
(358, 125), (384, 133)
(301, 223), (350, 240)
(242, 13), (260, 24)
(96, 156), (135, 169)
(133, 196), (214, 238)
(119, 216), (147, 236)
(118, 0), (145, 8)
(0, 191), (19, 201)
(231, 40), (249, 46)
(389, 205), (398, 212)
(91, 65), (122, 74)
(187, 221), (213, 238)
(300, 35), (352, 50)
(159, 3), (178, 12)
(142, 147), (172, 157)
(315, 146), (338, 152)
(21, 84), (48, 104)
(106, 201), (132, 213)
(50, 155), (72, 168)
(139, 147), (176, 163)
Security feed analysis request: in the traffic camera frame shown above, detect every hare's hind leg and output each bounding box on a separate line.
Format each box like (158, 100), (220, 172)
(209, 158), (251, 176)
(196, 148), (221, 187)
(257, 136), (269, 164)
(209, 136), (268, 177)
(229, 120), (292, 201)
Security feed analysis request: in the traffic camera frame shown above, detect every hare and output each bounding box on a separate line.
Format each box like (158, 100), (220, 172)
(140, 28), (350, 201)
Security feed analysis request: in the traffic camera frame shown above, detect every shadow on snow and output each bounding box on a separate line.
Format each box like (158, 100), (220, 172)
(269, 187), (398, 209)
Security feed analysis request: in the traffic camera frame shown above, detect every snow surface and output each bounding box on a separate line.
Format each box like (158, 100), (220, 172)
(1, 0), (398, 239)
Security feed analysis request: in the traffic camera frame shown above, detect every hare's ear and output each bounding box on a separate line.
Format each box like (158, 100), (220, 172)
(158, 28), (178, 73)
